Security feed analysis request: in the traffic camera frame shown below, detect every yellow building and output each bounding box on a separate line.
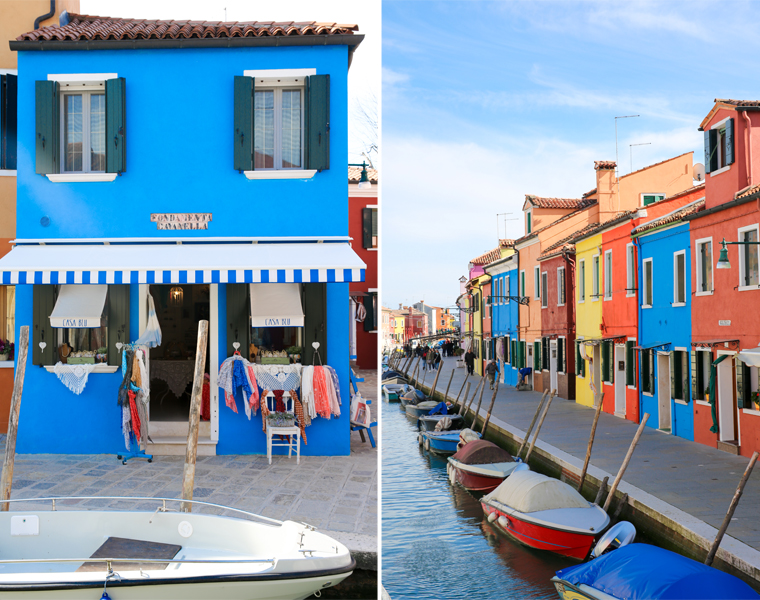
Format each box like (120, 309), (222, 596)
(574, 232), (604, 408)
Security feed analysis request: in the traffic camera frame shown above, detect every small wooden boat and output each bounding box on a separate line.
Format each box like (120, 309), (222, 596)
(405, 401), (439, 419)
(399, 389), (426, 408)
(382, 383), (413, 402)
(552, 540), (760, 600)
(481, 470), (609, 560)
(420, 430), (469, 455)
(447, 439), (522, 493)
(381, 370), (408, 385)
(0, 496), (354, 599)
(417, 413), (464, 431)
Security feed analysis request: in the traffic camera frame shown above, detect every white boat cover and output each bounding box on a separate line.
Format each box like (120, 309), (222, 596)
(459, 428), (481, 445)
(249, 283), (304, 327)
(484, 469), (590, 513)
(737, 346), (760, 368)
(49, 284), (107, 328)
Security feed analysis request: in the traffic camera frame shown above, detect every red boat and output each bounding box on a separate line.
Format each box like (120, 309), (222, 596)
(446, 439), (523, 493)
(480, 470), (609, 560)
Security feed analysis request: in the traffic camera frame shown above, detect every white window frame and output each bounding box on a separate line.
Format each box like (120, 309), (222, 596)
(534, 266), (540, 300)
(526, 209), (533, 234)
(519, 269), (526, 298)
(738, 223), (760, 291)
(642, 258), (653, 308)
(673, 250), (686, 306)
(592, 254), (600, 301)
(604, 250), (613, 300)
(578, 259), (586, 303)
(505, 274), (510, 303)
(695, 236), (713, 296)
(557, 266), (565, 306)
(709, 117), (732, 177)
(541, 271), (548, 309)
(626, 243), (635, 297)
(640, 193), (665, 207)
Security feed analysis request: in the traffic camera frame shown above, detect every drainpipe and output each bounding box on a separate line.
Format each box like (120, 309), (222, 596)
(34, 0), (55, 30)
(742, 110), (753, 189)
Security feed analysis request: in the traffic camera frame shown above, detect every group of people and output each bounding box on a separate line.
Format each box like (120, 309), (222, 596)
(416, 345), (442, 371)
(463, 350), (500, 390)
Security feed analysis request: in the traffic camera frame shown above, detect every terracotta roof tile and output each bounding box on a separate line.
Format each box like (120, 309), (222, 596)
(582, 188), (597, 199)
(594, 160), (616, 170)
(348, 166), (378, 183)
(470, 247), (502, 266)
(525, 195), (591, 210)
(515, 199), (598, 246)
(567, 210), (640, 246)
(736, 183), (760, 199)
(499, 239), (515, 248)
(631, 199), (705, 235)
(714, 99), (760, 107)
(17, 14), (359, 42)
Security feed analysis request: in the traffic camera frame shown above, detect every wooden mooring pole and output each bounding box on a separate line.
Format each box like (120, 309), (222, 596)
(470, 379), (487, 431)
(523, 390), (556, 463)
(442, 369), (455, 403)
(480, 382), (500, 437)
(704, 451), (759, 567)
(181, 320), (210, 513)
(516, 390), (548, 458)
(603, 413), (649, 512)
(0, 326), (29, 511)
(578, 390), (605, 493)
(459, 382), (472, 417)
(429, 363), (443, 399)
(456, 374), (471, 414)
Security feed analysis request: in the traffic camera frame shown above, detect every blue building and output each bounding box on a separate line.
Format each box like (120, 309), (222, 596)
(632, 198), (704, 442)
(484, 252), (519, 386)
(0, 14), (365, 456)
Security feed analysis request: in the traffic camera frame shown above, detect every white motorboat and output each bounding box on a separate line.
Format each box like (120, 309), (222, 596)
(0, 496), (354, 599)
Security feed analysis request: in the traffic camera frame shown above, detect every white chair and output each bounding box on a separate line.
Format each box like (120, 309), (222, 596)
(265, 391), (300, 465)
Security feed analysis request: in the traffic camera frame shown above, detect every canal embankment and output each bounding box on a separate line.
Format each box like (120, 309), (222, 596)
(404, 356), (760, 588)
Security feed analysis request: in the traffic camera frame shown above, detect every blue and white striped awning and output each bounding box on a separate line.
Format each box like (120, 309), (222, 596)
(0, 242), (366, 285)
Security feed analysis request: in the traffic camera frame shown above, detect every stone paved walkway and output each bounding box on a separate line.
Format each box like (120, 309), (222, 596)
(0, 370), (377, 546)
(414, 356), (760, 552)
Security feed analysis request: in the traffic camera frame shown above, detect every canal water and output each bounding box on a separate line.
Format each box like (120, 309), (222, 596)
(381, 398), (575, 600)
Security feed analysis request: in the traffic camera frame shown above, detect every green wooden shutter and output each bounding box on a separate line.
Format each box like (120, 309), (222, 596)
(1, 73), (17, 170)
(626, 341), (634, 386)
(692, 350), (700, 400)
(670, 352), (676, 400)
(521, 341), (526, 369)
(105, 77), (126, 174)
(107, 285), (130, 367)
(364, 293), (376, 332)
(35, 80), (59, 175)
(725, 118), (735, 166)
(533, 341), (540, 370)
(33, 285), (55, 366)
(558, 339), (564, 373)
(303, 283), (327, 365)
(306, 74), (330, 171)
(601, 342), (607, 382)
(511, 340), (516, 366)
(736, 358), (747, 409)
(362, 207), (373, 248)
(226, 284), (250, 358)
(233, 75), (254, 172)
(648, 350), (655, 394)
(527, 212), (531, 233)
(704, 130), (711, 174)
(682, 351), (690, 403)
(707, 129), (718, 173)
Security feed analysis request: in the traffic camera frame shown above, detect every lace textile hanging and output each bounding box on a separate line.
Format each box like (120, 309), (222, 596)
(52, 362), (96, 395)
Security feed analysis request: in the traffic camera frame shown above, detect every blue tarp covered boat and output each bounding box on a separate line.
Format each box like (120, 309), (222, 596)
(552, 543), (760, 600)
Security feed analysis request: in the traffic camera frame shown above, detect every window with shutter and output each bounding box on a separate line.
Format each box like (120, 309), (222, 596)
(520, 341), (527, 369)
(736, 358), (750, 409)
(226, 284), (250, 358)
(303, 283), (327, 365)
(643, 259), (653, 307)
(541, 272), (548, 308)
(1, 73), (17, 170)
(626, 340), (635, 387)
(673, 251), (686, 305)
(558, 338), (565, 374)
(107, 285), (129, 366)
(32, 285), (55, 366)
(364, 293), (377, 332)
(696, 239), (713, 294)
(705, 118), (734, 174)
(105, 77), (126, 173)
(578, 259), (586, 302)
(534, 340), (540, 371)
(35, 80), (59, 175)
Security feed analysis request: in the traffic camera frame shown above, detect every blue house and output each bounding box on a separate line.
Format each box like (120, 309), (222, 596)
(484, 252), (520, 386)
(0, 14), (365, 456)
(632, 198), (704, 442)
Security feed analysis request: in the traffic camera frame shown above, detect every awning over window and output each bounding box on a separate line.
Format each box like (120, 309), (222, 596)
(633, 342), (671, 351)
(0, 242), (366, 285)
(691, 338), (739, 350)
(582, 335), (628, 346)
(737, 346), (760, 368)
(50, 285), (107, 328)
(249, 283), (304, 328)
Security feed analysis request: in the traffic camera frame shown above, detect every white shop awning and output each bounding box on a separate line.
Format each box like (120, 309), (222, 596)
(250, 283), (304, 328)
(737, 346), (760, 368)
(0, 242), (366, 285)
(50, 285), (108, 328)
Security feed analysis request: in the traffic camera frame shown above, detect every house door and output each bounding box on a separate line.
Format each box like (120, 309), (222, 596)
(615, 345), (626, 416)
(717, 356), (737, 442)
(657, 353), (671, 432)
(593, 345), (601, 405)
(550, 340), (558, 393)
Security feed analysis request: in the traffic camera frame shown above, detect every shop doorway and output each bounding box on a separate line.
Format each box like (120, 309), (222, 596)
(549, 340), (558, 393)
(615, 345), (626, 416)
(657, 353), (671, 432)
(717, 356), (737, 443)
(148, 284), (210, 422)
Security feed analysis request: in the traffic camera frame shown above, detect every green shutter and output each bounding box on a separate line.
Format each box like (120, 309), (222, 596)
(707, 129), (718, 173)
(648, 350), (655, 394)
(511, 340), (516, 366)
(364, 293), (376, 332)
(725, 118), (734, 166)
(704, 130), (711, 174)
(527, 212), (531, 233)
(107, 285), (130, 367)
(362, 207), (373, 249)
(303, 283), (327, 365)
(557, 339), (564, 373)
(692, 350), (700, 400)
(670, 352), (676, 400)
(306, 74), (330, 171)
(33, 285), (55, 366)
(105, 77), (126, 174)
(601, 342), (607, 382)
(233, 75), (254, 172)
(227, 284), (250, 358)
(35, 80), (59, 175)
(682, 351), (690, 403)
(736, 358), (747, 409)
(1, 73), (17, 170)
(521, 341), (526, 369)
(534, 341), (540, 370)
(641, 350), (648, 392)
(626, 341), (634, 386)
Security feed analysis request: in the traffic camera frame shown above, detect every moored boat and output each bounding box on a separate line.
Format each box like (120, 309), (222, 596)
(447, 439), (522, 493)
(552, 541), (760, 600)
(418, 413), (465, 431)
(381, 370), (408, 385)
(0, 496), (354, 599)
(481, 470), (609, 560)
(382, 383), (413, 402)
(399, 389), (426, 408)
(405, 401), (439, 419)
(421, 429), (470, 455)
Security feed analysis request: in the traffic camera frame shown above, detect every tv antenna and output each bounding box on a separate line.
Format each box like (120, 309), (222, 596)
(496, 212), (518, 240)
(615, 115), (639, 211)
(629, 142), (651, 174)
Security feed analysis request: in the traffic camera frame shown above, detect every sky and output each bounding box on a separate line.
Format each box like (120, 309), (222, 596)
(382, 0), (760, 310)
(81, 0), (381, 166)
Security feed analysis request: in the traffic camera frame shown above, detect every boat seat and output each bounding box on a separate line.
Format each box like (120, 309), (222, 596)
(77, 537), (182, 572)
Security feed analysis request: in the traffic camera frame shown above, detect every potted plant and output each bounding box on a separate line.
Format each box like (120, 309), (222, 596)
(751, 391), (760, 411)
(266, 411), (296, 428)
(0, 339), (13, 362)
(704, 387), (710, 403)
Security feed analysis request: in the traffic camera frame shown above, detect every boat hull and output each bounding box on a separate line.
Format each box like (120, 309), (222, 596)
(417, 414), (465, 431)
(480, 502), (598, 560)
(449, 464), (505, 493)
(423, 432), (459, 455)
(551, 577), (614, 600)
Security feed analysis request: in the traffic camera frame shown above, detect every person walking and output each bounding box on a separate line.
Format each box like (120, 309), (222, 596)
(485, 359), (499, 390)
(464, 349), (475, 375)
(434, 350), (442, 370)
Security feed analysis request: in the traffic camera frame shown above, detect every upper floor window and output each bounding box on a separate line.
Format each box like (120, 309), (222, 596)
(578, 259), (585, 302)
(705, 117), (734, 174)
(643, 258), (653, 307)
(520, 270), (525, 298)
(592, 255), (600, 300)
(696, 238), (713, 294)
(235, 71), (329, 175)
(527, 211), (532, 234)
(557, 266), (566, 306)
(362, 207), (378, 249)
(626, 243), (635, 296)
(738, 224), (760, 288)
(673, 251), (686, 305)
(62, 91), (105, 173)
(541, 271), (548, 308)
(604, 250), (612, 299)
(1, 72), (17, 171)
(534, 266), (540, 300)
(642, 194), (664, 207)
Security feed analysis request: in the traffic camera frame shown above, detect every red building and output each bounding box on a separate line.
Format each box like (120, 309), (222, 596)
(348, 165), (378, 370)
(685, 100), (760, 457)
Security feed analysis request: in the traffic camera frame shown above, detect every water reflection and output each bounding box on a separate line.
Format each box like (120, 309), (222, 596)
(382, 400), (573, 599)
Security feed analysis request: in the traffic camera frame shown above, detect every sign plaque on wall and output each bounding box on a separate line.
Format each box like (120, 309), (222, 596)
(718, 320), (731, 326)
(151, 213), (212, 230)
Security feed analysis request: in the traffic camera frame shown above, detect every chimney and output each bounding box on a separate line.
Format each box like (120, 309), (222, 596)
(399, 303), (402, 309)
(594, 161), (617, 221)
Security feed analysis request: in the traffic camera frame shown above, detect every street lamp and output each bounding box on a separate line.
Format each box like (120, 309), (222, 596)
(349, 162), (372, 189)
(716, 237), (760, 269)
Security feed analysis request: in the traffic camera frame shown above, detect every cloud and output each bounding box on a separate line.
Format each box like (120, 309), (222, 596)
(382, 67), (410, 87)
